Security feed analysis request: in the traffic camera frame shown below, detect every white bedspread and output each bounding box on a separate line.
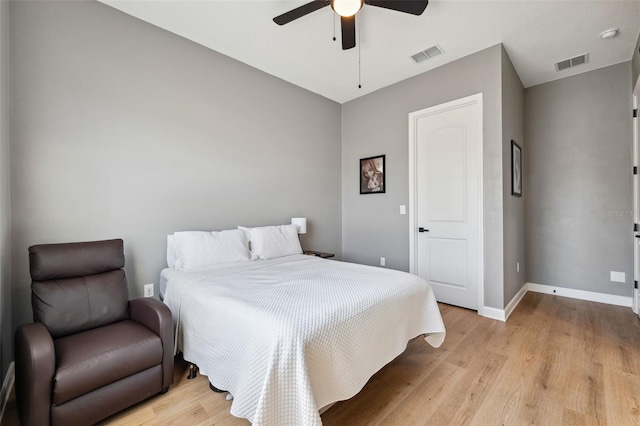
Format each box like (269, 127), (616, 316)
(164, 255), (445, 425)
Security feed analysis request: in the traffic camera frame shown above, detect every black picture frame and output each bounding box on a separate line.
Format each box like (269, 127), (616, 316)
(360, 155), (385, 194)
(511, 140), (522, 197)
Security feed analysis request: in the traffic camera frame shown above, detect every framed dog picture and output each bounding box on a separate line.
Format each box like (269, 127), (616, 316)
(360, 155), (385, 194)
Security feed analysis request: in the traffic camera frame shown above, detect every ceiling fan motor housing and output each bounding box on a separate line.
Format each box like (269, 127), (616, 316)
(331, 0), (364, 17)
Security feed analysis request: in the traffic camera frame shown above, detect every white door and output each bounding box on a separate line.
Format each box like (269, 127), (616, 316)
(409, 94), (482, 310)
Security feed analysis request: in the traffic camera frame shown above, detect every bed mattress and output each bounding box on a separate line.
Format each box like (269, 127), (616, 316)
(159, 267), (179, 300)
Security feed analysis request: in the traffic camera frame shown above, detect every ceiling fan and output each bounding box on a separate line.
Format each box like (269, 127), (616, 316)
(273, 0), (429, 50)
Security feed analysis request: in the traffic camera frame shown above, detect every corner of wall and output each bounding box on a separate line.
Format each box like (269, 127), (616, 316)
(0, 0), (12, 385)
(632, 28), (640, 86)
(500, 45), (526, 309)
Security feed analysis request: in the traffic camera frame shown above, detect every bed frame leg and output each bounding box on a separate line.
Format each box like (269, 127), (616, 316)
(188, 363), (198, 379)
(209, 383), (226, 393)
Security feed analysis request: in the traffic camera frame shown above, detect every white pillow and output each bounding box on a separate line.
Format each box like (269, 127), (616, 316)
(167, 235), (178, 269)
(238, 226), (252, 249)
(239, 224), (302, 260)
(173, 229), (257, 271)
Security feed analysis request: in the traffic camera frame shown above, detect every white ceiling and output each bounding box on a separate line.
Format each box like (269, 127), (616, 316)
(99, 0), (640, 104)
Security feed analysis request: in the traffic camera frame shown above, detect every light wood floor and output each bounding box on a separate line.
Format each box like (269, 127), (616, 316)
(3, 292), (640, 425)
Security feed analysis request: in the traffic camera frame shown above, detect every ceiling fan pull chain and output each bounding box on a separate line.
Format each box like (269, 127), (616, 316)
(358, 14), (362, 89)
(332, 13), (336, 42)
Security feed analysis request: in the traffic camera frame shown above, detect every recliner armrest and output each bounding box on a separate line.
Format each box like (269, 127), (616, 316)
(129, 298), (174, 389)
(15, 322), (55, 426)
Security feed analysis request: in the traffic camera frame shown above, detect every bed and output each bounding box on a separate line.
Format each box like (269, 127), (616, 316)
(162, 227), (445, 426)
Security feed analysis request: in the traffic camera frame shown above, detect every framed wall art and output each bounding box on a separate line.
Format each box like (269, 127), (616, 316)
(360, 155), (385, 194)
(511, 140), (522, 197)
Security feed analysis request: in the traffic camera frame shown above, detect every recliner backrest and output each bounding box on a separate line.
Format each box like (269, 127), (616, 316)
(29, 239), (130, 338)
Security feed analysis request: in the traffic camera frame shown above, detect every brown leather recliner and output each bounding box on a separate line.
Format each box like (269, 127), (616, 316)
(15, 239), (174, 426)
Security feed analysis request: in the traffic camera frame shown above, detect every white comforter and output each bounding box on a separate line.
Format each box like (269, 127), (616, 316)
(163, 255), (445, 425)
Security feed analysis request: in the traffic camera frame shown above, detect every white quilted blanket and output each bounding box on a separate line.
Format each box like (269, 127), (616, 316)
(163, 255), (445, 425)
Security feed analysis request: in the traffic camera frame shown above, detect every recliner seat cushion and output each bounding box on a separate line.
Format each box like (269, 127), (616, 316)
(52, 320), (163, 405)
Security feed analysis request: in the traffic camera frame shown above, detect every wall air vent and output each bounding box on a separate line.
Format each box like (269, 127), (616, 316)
(411, 45), (444, 64)
(555, 53), (589, 72)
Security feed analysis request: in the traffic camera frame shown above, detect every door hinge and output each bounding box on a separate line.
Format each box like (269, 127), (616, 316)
(635, 280), (638, 289)
(635, 109), (638, 118)
(634, 223), (638, 232)
(634, 166), (638, 175)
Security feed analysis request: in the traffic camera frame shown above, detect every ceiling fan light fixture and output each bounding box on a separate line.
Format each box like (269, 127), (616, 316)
(331, 0), (363, 17)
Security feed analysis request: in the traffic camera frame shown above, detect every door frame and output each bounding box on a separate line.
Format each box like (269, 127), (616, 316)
(408, 93), (485, 314)
(633, 76), (639, 315)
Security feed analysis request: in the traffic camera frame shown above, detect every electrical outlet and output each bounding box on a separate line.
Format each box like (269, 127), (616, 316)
(400, 205), (406, 215)
(610, 271), (625, 283)
(144, 283), (154, 298)
(380, 257), (386, 267)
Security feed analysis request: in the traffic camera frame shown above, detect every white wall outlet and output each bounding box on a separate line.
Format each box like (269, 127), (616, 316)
(144, 283), (154, 298)
(517, 262), (520, 273)
(610, 271), (626, 283)
(380, 257), (386, 267)
(400, 205), (407, 215)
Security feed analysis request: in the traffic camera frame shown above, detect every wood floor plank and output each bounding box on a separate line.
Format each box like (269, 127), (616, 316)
(377, 361), (465, 426)
(467, 370), (526, 426)
(443, 320), (500, 369)
(562, 407), (605, 426)
(430, 349), (507, 426)
(466, 341), (529, 425)
(516, 343), (567, 425)
(3, 293), (640, 426)
(560, 337), (606, 422)
(603, 369), (640, 425)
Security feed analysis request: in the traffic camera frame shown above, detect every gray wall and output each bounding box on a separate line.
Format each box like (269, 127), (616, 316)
(341, 44), (506, 310)
(0, 0), (11, 382)
(525, 62), (633, 297)
(10, 0), (342, 331)
(501, 47), (526, 306)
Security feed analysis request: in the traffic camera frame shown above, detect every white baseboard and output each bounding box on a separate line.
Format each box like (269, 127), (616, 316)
(479, 283), (528, 322)
(478, 282), (631, 322)
(480, 306), (506, 321)
(0, 362), (14, 422)
(527, 282), (632, 307)
(505, 284), (528, 320)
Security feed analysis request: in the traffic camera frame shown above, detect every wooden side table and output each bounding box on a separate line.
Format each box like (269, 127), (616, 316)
(303, 250), (335, 259)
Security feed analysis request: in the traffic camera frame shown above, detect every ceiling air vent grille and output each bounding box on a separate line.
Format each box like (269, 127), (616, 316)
(411, 45), (444, 64)
(555, 53), (589, 72)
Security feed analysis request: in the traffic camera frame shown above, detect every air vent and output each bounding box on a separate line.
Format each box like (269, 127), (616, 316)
(411, 45), (444, 63)
(555, 53), (589, 72)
